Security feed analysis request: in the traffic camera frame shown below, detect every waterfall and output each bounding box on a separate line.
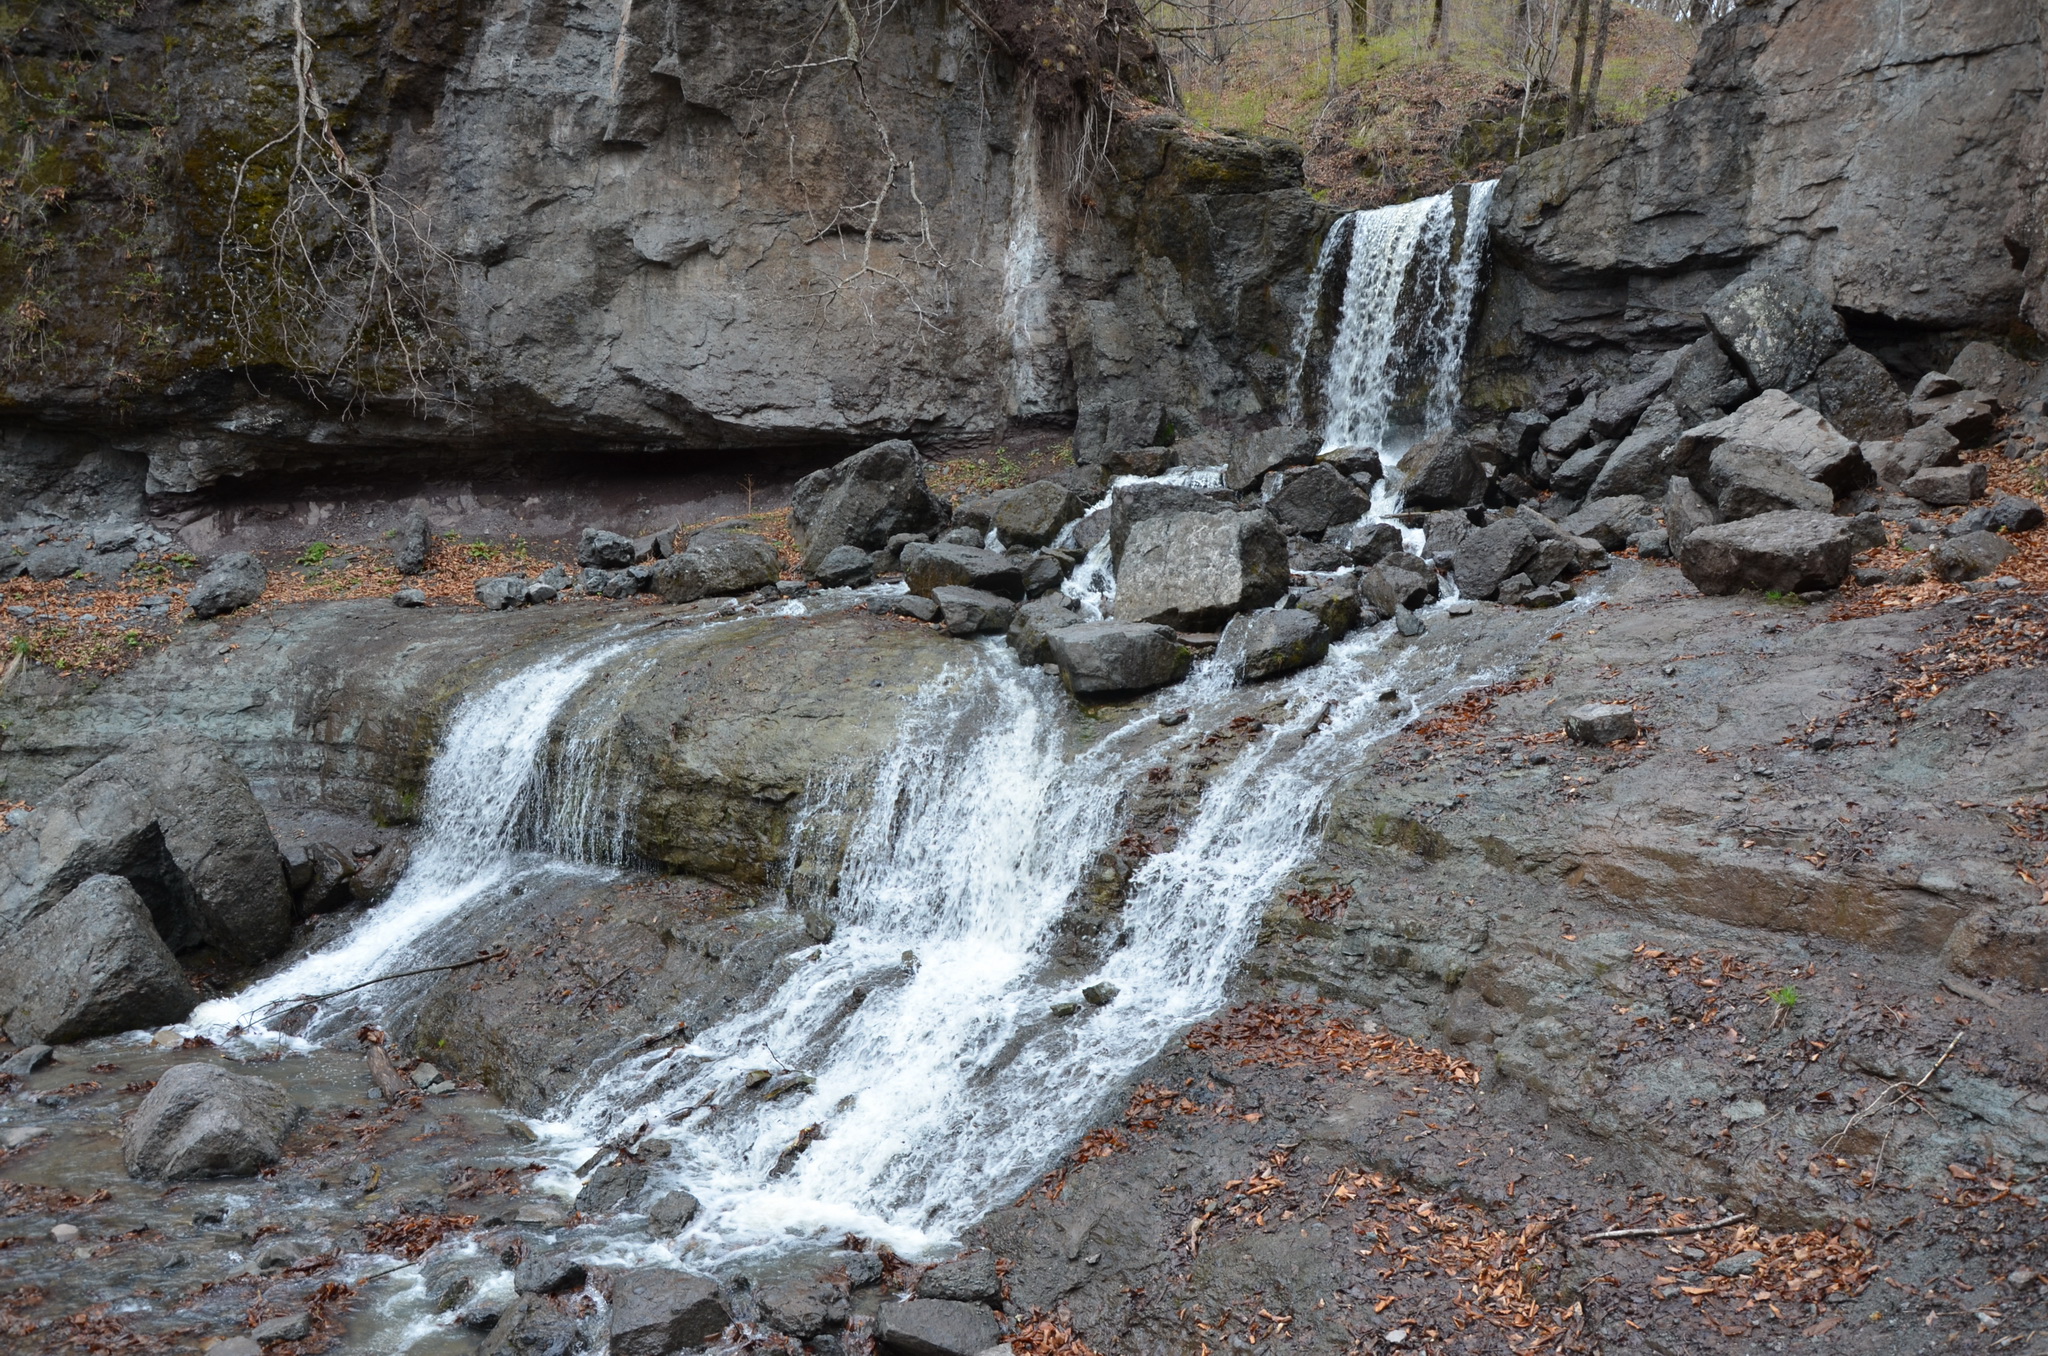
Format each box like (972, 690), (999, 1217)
(193, 629), (659, 1037)
(1296, 180), (1497, 455)
(566, 630), (1467, 1263)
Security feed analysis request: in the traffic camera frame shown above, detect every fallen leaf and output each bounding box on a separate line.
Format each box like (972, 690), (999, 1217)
(1803, 1315), (1842, 1337)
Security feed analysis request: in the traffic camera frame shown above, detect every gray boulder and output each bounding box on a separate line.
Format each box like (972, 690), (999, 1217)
(187, 552), (268, 618)
(758, 1276), (849, 1338)
(931, 586), (1016, 637)
(1706, 446), (1833, 519)
(22, 541), (86, 582)
(1334, 519), (1404, 566)
(1294, 586), (1361, 639)
(475, 575), (528, 610)
(1566, 704), (1639, 745)
(1007, 596), (1083, 666)
(1912, 392), (2000, 448)
(1450, 518), (1539, 601)
(514, 1251), (589, 1296)
(0, 875), (193, 1043)
(900, 542), (1025, 600)
(1538, 399), (1599, 457)
(394, 508), (433, 574)
(1947, 341), (2036, 407)
(1107, 482), (1230, 565)
(1931, 531), (2016, 583)
(392, 587), (427, 608)
(646, 1190), (701, 1232)
(790, 441), (947, 571)
(577, 528), (638, 569)
(1263, 464), (1371, 535)
(123, 1062), (298, 1180)
(1667, 333), (1755, 427)
(1664, 477), (1720, 554)
(1671, 390), (1863, 490)
(1112, 510), (1287, 632)
(1318, 445), (1384, 482)
(1358, 554), (1437, 616)
(1561, 496), (1656, 550)
(1585, 401), (1685, 501)
(989, 481), (1084, 548)
(917, 1248), (1000, 1303)
(1798, 344), (1909, 440)
(481, 1295), (581, 1356)
(1223, 427), (1320, 493)
(1678, 511), (1854, 596)
(1863, 424), (1962, 487)
(874, 1299), (1001, 1356)
(1589, 359), (1678, 438)
(653, 532), (780, 602)
(1420, 510), (1471, 564)
(575, 1157), (649, 1214)
(1286, 537), (1352, 573)
(876, 594), (941, 623)
(1901, 464), (1988, 506)
(1550, 439), (1615, 500)
(1703, 271), (1846, 393)
(0, 736), (293, 963)
(813, 545), (878, 589)
(1953, 495), (2045, 535)
(1399, 430), (1482, 509)
(1047, 622), (1191, 696)
(1219, 610), (1329, 682)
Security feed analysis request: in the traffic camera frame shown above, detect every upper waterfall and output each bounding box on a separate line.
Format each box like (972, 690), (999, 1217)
(1291, 181), (1497, 455)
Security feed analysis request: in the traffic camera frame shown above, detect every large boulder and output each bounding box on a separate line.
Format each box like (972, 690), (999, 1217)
(653, 531), (780, 602)
(1399, 430), (1485, 509)
(1585, 400), (1685, 501)
(123, 1062), (298, 1180)
(1357, 554), (1438, 616)
(608, 1269), (730, 1356)
(1863, 424), (1962, 486)
(1263, 464), (1371, 535)
(988, 481), (1085, 549)
(0, 874), (194, 1043)
(931, 586), (1016, 637)
(1797, 345), (1910, 440)
(1947, 341), (2036, 407)
(1223, 427), (1320, 493)
(1663, 477), (1720, 554)
(1047, 622), (1191, 697)
(1702, 272), (1847, 393)
(0, 736), (293, 964)
(1671, 390), (1864, 490)
(1561, 496), (1656, 551)
(874, 1299), (1002, 1356)
(1218, 610), (1329, 682)
(1107, 482), (1231, 565)
(577, 528), (638, 569)
(1450, 517), (1540, 601)
(1588, 358), (1678, 437)
(480, 1295), (582, 1356)
(1112, 510), (1288, 632)
(186, 552), (268, 619)
(1334, 519), (1404, 566)
(1931, 530), (2016, 582)
(900, 542), (1025, 600)
(1666, 333), (1755, 427)
(1550, 439), (1615, 499)
(23, 541), (86, 582)
(394, 507), (433, 574)
(789, 441), (947, 571)
(1006, 596), (1083, 666)
(1705, 446), (1834, 519)
(1901, 464), (1988, 507)
(1678, 510), (1854, 596)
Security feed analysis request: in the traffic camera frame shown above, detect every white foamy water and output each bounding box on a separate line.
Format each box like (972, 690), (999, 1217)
(193, 630), (656, 1035)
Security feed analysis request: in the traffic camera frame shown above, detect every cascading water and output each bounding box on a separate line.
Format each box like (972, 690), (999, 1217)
(194, 629), (661, 1038)
(1293, 180), (1497, 457)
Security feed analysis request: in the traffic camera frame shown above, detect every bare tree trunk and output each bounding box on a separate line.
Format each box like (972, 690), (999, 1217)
(1428, 0), (1445, 48)
(1566, 0), (1593, 135)
(1347, 0), (1371, 44)
(1582, 0), (1614, 132)
(1327, 0), (1341, 95)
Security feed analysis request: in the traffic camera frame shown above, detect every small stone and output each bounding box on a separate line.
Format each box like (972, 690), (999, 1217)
(877, 593), (941, 623)
(1724, 1099), (1766, 1122)
(835, 1249), (885, 1288)
(409, 1063), (441, 1089)
(474, 575), (528, 611)
(209, 1339), (263, 1356)
(524, 582), (558, 605)
(1566, 704), (1638, 745)
(1384, 1328), (1410, 1346)
(1711, 1250), (1766, 1277)
(1049, 1000), (1081, 1017)
(392, 588), (427, 608)
(513, 1250), (587, 1296)
(577, 528), (638, 569)
(0, 1126), (48, 1149)
(1445, 600), (1474, 616)
(917, 1248), (1000, 1303)
(251, 1312), (314, 1344)
(1158, 708), (1189, 726)
(1082, 982), (1119, 1007)
(50, 1223), (79, 1243)
(505, 1120), (539, 1144)
(1393, 606), (1425, 637)
(647, 1189), (701, 1232)
(1, 1045), (54, 1077)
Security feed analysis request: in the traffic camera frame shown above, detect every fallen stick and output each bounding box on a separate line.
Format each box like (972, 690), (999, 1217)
(1822, 1031), (1964, 1155)
(255, 950), (510, 1015)
(1580, 1214), (1747, 1243)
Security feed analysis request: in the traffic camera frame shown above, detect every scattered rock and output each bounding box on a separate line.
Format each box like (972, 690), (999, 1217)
(918, 1248), (1001, 1302)
(874, 1299), (1002, 1356)
(1946, 341), (2035, 407)
(1666, 332), (1754, 426)
(812, 545), (877, 589)
(1913, 392), (2000, 448)
(576, 1155), (649, 1214)
(1678, 510), (1854, 596)
(210, 1339), (263, 1356)
(0, 874), (194, 1043)
(876, 594), (941, 623)
(1223, 427), (1320, 493)
(1449, 518), (1539, 601)
(1399, 429), (1486, 510)
(608, 1268), (730, 1356)
(1294, 587), (1361, 639)
(252, 1312), (314, 1344)
(1798, 344), (1911, 440)
(123, 1062), (298, 1180)
(1663, 477), (1719, 553)
(1218, 610), (1330, 683)
(646, 1190), (700, 1232)
(187, 552), (268, 619)
(989, 481), (1085, 548)
(1900, 463), (1988, 506)
(1863, 423), (1961, 486)
(1393, 606), (1426, 637)
(1112, 510), (1288, 631)
(758, 1275), (849, 1338)
(790, 441), (948, 571)
(394, 507), (432, 575)
(1953, 495), (2045, 535)
(1047, 622), (1191, 696)
(1334, 520), (1405, 567)
(654, 531), (781, 602)
(1538, 399), (1599, 458)
(392, 588), (427, 608)
(900, 543), (1026, 601)
(475, 576), (528, 611)
(1264, 464), (1371, 535)
(1931, 531), (2016, 583)
(1712, 1250), (1766, 1277)
(1589, 359), (1678, 438)
(1589, 399), (1687, 500)
(1561, 496), (1655, 550)
(1566, 704), (1638, 745)
(577, 528), (638, 569)
(1705, 446), (1833, 520)
(513, 1251), (587, 1296)
(481, 1295), (581, 1356)
(1702, 271), (1846, 392)
(932, 586), (1017, 637)
(1358, 554), (1438, 616)
(22, 542), (86, 582)
(1007, 596), (1084, 666)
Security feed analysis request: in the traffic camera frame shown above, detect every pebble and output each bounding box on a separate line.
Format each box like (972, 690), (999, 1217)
(208, 1338), (263, 1356)
(47, 1223), (80, 1243)
(252, 1312), (314, 1343)
(1445, 601), (1474, 616)
(0, 1125), (49, 1148)
(1157, 709), (1189, 727)
(1082, 982), (1119, 1007)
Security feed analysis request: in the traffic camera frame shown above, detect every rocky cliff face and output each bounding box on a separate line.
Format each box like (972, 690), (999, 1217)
(0, 0), (1320, 515)
(1473, 0), (2047, 402)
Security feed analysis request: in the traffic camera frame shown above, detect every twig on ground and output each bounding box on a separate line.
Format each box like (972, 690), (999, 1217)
(1823, 1031), (1964, 1154)
(1579, 1213), (1747, 1243)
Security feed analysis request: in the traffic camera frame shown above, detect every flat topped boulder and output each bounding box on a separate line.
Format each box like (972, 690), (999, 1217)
(1224, 426), (1320, 493)
(1678, 510), (1854, 596)
(654, 529), (780, 602)
(1219, 610), (1329, 683)
(123, 1062), (298, 1180)
(1112, 510), (1288, 632)
(1107, 482), (1231, 565)
(987, 480), (1085, 548)
(874, 1299), (1002, 1356)
(1264, 464), (1371, 535)
(900, 542), (1025, 600)
(1047, 622), (1191, 696)
(1566, 704), (1639, 745)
